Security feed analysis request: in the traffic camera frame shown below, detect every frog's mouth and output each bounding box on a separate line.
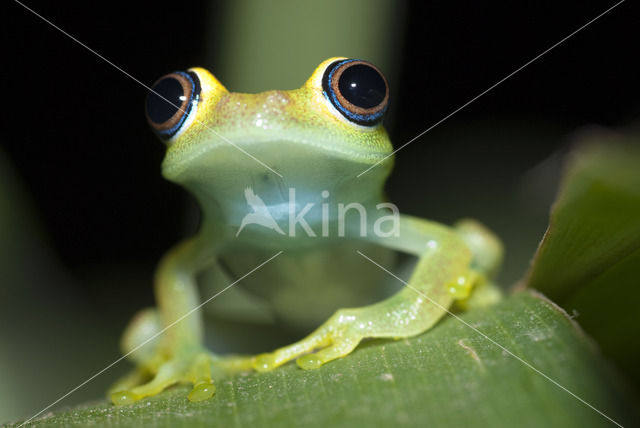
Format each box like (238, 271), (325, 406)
(161, 135), (393, 183)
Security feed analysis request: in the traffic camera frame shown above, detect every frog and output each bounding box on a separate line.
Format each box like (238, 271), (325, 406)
(109, 57), (503, 405)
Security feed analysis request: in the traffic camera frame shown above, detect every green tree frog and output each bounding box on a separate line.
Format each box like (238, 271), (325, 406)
(109, 58), (503, 405)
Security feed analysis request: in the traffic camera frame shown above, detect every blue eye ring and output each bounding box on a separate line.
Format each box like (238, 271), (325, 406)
(321, 59), (389, 127)
(145, 70), (201, 141)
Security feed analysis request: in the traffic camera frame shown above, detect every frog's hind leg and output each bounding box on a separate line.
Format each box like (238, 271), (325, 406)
(454, 218), (503, 280)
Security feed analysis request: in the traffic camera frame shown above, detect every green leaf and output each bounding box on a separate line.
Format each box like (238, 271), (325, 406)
(525, 130), (640, 384)
(14, 292), (636, 427)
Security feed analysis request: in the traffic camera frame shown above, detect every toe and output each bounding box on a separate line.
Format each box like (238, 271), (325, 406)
(122, 360), (181, 402)
(111, 390), (140, 406)
(188, 381), (216, 402)
(252, 330), (335, 372)
(253, 352), (279, 372)
(295, 354), (323, 370)
(296, 340), (360, 370)
(185, 353), (216, 402)
(108, 367), (149, 397)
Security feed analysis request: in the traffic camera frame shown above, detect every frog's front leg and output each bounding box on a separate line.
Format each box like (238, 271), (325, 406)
(110, 232), (222, 404)
(253, 216), (502, 371)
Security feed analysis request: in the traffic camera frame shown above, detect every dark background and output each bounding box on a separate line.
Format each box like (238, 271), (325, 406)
(1, 0), (639, 419)
(4, 0), (638, 279)
(5, 0), (638, 268)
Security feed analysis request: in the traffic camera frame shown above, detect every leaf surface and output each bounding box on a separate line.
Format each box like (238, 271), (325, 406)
(16, 292), (635, 428)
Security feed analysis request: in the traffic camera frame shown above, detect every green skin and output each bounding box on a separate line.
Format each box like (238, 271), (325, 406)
(109, 57), (504, 404)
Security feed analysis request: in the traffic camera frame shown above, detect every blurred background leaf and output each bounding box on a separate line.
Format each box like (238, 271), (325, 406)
(524, 130), (640, 385)
(0, 149), (123, 422)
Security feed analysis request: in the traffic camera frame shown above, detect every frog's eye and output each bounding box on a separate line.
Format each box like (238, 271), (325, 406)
(321, 59), (389, 127)
(145, 71), (201, 141)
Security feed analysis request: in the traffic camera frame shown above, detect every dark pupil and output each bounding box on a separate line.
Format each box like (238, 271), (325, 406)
(146, 77), (185, 124)
(338, 64), (385, 109)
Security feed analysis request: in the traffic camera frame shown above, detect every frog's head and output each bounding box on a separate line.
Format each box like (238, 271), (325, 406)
(144, 58), (394, 222)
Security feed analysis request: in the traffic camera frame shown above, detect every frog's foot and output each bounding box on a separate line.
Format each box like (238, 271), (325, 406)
(448, 270), (503, 311)
(253, 309), (365, 372)
(455, 279), (503, 310)
(112, 307), (256, 405)
(109, 349), (218, 405)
